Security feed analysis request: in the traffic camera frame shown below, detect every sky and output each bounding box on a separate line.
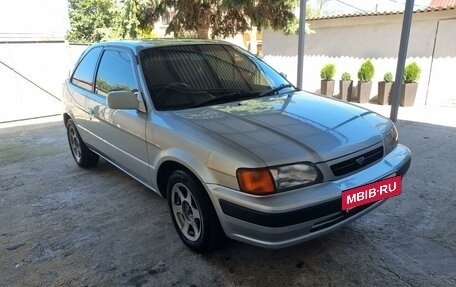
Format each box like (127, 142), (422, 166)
(307, 0), (432, 15)
(0, 0), (70, 39)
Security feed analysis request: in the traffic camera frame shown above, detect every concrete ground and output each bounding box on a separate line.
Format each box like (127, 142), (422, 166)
(1, 105), (455, 287)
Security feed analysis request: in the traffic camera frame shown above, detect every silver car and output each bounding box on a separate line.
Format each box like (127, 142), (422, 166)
(62, 40), (411, 252)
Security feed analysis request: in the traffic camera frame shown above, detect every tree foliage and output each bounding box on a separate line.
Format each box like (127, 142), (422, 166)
(403, 62), (421, 83)
(67, 0), (302, 42)
(341, 72), (351, 81)
(66, 0), (116, 43)
(67, 0), (161, 42)
(357, 59), (375, 82)
(164, 0), (299, 39)
(116, 0), (162, 39)
(320, 63), (336, 80)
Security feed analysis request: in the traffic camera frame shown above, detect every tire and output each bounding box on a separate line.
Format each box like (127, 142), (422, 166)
(167, 170), (226, 253)
(66, 119), (99, 168)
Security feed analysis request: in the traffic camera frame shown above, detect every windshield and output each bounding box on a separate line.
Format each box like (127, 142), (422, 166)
(139, 44), (292, 110)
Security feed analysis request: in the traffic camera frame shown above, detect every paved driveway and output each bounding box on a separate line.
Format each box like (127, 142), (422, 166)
(1, 115), (455, 286)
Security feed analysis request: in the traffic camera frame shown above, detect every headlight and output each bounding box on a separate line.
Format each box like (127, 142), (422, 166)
(384, 125), (399, 155)
(270, 164), (319, 190)
(236, 163), (321, 195)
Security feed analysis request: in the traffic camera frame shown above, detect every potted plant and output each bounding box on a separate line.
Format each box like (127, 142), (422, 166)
(401, 62), (421, 106)
(378, 72), (393, 105)
(339, 72), (352, 102)
(320, 63), (336, 97)
(357, 59), (375, 103)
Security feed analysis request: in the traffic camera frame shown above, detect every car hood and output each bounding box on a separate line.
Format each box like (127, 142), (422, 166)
(172, 91), (391, 166)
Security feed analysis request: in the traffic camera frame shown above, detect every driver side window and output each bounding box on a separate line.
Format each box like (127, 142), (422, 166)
(95, 50), (138, 97)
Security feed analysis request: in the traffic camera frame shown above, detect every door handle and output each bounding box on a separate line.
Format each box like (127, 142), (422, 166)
(88, 107), (94, 120)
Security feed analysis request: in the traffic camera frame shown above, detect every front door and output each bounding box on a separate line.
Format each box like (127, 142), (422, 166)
(85, 48), (150, 184)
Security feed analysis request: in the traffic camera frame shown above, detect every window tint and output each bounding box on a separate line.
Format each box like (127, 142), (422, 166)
(71, 47), (102, 91)
(199, 45), (271, 89)
(140, 45), (285, 94)
(140, 44), (290, 110)
(95, 50), (138, 97)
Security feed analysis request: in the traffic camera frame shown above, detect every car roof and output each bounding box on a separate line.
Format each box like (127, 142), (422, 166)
(90, 39), (234, 54)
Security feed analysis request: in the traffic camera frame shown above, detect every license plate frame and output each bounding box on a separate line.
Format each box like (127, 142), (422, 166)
(342, 174), (402, 211)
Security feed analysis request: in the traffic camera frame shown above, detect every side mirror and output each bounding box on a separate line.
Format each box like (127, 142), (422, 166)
(107, 91), (138, 110)
(280, 72), (288, 79)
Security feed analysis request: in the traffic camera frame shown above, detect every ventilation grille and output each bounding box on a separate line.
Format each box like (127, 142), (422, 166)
(331, 146), (384, 177)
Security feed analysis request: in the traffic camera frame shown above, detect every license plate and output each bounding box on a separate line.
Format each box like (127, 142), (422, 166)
(342, 175), (402, 211)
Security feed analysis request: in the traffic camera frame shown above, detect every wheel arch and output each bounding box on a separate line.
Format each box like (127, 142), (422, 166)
(156, 156), (215, 199)
(63, 113), (72, 126)
(162, 159), (227, 252)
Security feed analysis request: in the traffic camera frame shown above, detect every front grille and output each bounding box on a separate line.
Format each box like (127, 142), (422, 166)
(330, 146), (384, 177)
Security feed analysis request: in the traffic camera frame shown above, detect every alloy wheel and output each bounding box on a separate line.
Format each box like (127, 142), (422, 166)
(68, 126), (82, 162)
(171, 182), (202, 242)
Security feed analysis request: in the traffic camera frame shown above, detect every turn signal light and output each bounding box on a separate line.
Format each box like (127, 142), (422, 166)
(236, 168), (275, 195)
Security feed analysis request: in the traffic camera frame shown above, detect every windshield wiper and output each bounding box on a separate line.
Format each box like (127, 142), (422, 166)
(150, 83), (193, 91)
(259, 84), (297, 98)
(191, 91), (260, 108)
(201, 88), (251, 93)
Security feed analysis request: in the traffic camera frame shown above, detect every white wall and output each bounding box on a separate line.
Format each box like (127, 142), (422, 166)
(0, 42), (87, 122)
(426, 19), (456, 106)
(263, 10), (456, 106)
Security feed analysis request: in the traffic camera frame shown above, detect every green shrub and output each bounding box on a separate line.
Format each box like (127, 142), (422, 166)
(384, 72), (393, 83)
(341, 72), (351, 81)
(320, 63), (336, 80)
(403, 62), (421, 83)
(357, 59), (375, 82)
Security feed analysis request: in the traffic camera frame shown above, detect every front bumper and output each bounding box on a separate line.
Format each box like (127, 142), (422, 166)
(207, 144), (411, 249)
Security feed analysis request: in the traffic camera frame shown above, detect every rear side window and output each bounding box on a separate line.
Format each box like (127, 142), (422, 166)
(71, 47), (102, 91)
(95, 50), (138, 97)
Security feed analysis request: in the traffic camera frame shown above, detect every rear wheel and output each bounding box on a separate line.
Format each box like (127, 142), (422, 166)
(66, 119), (99, 167)
(167, 170), (225, 253)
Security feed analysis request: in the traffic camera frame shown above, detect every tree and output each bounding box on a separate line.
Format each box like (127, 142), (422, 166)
(116, 0), (162, 39)
(117, 0), (141, 39)
(67, 0), (162, 42)
(66, 0), (116, 43)
(66, 0), (308, 42)
(316, 0), (330, 14)
(162, 0), (300, 39)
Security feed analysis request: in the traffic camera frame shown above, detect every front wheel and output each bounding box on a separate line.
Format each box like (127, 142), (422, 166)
(66, 119), (99, 168)
(167, 170), (226, 253)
